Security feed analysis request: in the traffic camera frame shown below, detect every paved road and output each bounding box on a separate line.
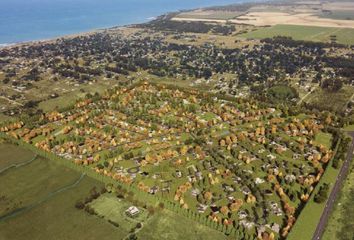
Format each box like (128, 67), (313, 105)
(312, 131), (354, 240)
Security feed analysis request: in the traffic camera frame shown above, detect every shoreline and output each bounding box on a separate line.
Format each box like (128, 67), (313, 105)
(0, 0), (262, 50)
(0, 24), (137, 50)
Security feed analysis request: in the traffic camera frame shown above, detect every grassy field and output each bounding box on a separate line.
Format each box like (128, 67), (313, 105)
(38, 82), (113, 112)
(0, 143), (36, 169)
(89, 194), (149, 236)
(0, 113), (14, 123)
(137, 210), (227, 240)
(318, 10), (354, 20)
(315, 132), (333, 149)
(0, 144), (124, 240)
(239, 24), (354, 45)
(305, 86), (354, 113)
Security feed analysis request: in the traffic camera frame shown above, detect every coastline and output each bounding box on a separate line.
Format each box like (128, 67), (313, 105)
(0, 0), (259, 50)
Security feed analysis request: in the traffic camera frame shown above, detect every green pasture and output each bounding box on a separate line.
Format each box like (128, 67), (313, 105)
(239, 25), (354, 45)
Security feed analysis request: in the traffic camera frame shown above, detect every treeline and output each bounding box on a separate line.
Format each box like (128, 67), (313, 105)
(261, 36), (347, 48)
(204, 2), (252, 12)
(143, 20), (235, 35)
(332, 134), (351, 169)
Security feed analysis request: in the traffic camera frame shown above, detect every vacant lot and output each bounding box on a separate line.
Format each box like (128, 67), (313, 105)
(0, 145), (123, 240)
(239, 24), (354, 45)
(137, 210), (227, 240)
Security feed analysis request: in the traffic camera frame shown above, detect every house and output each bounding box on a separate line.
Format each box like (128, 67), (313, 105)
(197, 204), (208, 213)
(255, 178), (265, 185)
(125, 206), (140, 217)
(195, 171), (203, 180)
(271, 223), (280, 233)
(191, 188), (200, 197)
(176, 170), (182, 178)
(238, 211), (248, 219)
(150, 186), (159, 195)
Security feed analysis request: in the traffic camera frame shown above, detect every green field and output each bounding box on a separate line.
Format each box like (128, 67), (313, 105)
(239, 25), (354, 45)
(38, 83), (111, 112)
(0, 143), (36, 169)
(306, 86), (354, 113)
(318, 10), (354, 20)
(0, 144), (124, 240)
(89, 194), (149, 236)
(137, 210), (227, 240)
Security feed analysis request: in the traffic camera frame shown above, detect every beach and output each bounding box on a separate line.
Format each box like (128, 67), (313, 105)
(0, 0), (246, 45)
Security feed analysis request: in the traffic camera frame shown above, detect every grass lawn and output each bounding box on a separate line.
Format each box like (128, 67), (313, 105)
(137, 210), (227, 240)
(89, 194), (149, 235)
(0, 143), (36, 169)
(314, 132), (333, 149)
(287, 157), (340, 240)
(0, 147), (124, 240)
(239, 25), (354, 45)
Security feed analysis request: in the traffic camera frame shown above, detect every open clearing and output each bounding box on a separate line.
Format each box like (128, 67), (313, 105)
(239, 24), (354, 45)
(137, 209), (227, 240)
(38, 82), (113, 112)
(0, 144), (123, 240)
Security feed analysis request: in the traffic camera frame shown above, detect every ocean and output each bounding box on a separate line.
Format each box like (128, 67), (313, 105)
(0, 0), (250, 45)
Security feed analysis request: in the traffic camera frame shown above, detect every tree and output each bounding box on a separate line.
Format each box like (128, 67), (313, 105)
(128, 234), (137, 240)
(314, 184), (330, 203)
(75, 200), (85, 209)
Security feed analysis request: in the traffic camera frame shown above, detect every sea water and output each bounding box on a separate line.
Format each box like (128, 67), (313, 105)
(0, 0), (251, 44)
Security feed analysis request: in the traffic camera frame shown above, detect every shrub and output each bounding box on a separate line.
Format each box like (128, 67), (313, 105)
(75, 200), (85, 209)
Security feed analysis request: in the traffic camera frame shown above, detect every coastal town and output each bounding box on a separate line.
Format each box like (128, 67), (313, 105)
(1, 82), (339, 239)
